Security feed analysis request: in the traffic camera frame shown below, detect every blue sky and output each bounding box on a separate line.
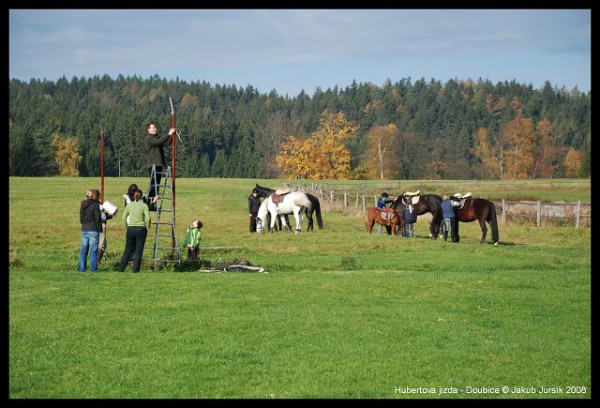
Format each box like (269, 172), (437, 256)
(9, 9), (591, 96)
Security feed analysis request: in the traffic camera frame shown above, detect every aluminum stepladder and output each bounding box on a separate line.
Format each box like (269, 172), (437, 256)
(149, 164), (182, 270)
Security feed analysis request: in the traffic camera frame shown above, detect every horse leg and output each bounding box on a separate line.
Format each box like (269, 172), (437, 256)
(366, 217), (375, 234)
(280, 215), (291, 232)
(269, 212), (277, 233)
(294, 211), (302, 233)
(479, 219), (488, 243)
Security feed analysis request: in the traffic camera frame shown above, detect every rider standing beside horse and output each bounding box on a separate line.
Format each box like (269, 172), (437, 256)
(248, 188), (262, 233)
(441, 194), (461, 242)
(392, 191), (444, 239)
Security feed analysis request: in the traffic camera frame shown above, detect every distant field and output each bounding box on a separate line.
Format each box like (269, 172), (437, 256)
(9, 177), (591, 399)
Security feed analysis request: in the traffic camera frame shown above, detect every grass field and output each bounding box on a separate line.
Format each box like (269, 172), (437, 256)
(9, 177), (591, 399)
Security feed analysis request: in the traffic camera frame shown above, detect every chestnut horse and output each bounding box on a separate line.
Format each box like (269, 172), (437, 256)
(364, 207), (403, 236)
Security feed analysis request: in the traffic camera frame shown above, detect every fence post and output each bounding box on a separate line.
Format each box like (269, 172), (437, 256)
(344, 192), (348, 208)
(502, 199), (506, 224)
(362, 195), (366, 212)
(576, 200), (581, 228)
(536, 200), (541, 227)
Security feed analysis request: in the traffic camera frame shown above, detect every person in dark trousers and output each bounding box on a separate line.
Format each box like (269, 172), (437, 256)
(118, 189), (152, 273)
(402, 203), (417, 237)
(441, 194), (461, 242)
(145, 122), (175, 207)
(248, 188), (262, 232)
(78, 188), (102, 272)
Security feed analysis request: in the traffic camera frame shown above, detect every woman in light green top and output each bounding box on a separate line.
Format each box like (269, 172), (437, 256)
(118, 189), (151, 273)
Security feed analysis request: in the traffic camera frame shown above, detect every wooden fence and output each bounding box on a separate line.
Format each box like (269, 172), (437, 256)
(284, 183), (591, 228)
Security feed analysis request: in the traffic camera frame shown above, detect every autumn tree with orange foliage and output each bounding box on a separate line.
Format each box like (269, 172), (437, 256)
(276, 110), (358, 180)
(503, 97), (545, 179)
(564, 148), (583, 177)
(363, 124), (401, 180)
(474, 97), (561, 180)
(473, 127), (504, 179)
(52, 134), (82, 176)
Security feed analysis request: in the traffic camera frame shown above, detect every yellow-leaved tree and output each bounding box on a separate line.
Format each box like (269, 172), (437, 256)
(276, 110), (358, 180)
(52, 134), (82, 176)
(563, 148), (582, 177)
(362, 124), (401, 180)
(502, 97), (536, 179)
(473, 127), (504, 179)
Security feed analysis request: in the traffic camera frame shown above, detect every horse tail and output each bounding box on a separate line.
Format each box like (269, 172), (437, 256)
(489, 201), (500, 243)
(313, 197), (324, 229)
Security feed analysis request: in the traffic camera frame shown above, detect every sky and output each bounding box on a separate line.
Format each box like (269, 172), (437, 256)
(9, 9), (591, 97)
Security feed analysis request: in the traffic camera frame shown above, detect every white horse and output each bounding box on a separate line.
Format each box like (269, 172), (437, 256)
(256, 191), (313, 234)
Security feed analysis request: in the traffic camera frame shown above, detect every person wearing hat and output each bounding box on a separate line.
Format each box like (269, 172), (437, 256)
(248, 188), (262, 232)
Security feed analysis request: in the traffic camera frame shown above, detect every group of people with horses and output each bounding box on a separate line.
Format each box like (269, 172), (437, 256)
(246, 183), (498, 245)
(366, 190), (499, 245)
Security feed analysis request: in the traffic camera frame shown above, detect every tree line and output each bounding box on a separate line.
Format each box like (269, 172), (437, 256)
(8, 74), (591, 179)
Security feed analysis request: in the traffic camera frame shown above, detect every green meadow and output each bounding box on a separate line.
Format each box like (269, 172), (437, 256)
(9, 177), (591, 399)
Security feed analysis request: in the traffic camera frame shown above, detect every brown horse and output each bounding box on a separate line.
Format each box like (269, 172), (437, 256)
(364, 207), (403, 236)
(455, 198), (500, 244)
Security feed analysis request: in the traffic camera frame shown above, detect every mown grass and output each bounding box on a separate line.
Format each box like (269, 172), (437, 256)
(9, 177), (591, 399)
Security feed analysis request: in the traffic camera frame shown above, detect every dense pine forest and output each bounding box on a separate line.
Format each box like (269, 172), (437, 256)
(8, 74), (591, 179)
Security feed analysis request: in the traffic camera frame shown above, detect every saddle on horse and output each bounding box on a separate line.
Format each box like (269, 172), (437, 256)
(452, 192), (472, 209)
(271, 188), (291, 205)
(402, 190), (421, 205)
(378, 208), (396, 225)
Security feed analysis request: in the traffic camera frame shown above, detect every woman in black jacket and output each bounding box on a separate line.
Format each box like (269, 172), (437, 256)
(78, 188), (102, 272)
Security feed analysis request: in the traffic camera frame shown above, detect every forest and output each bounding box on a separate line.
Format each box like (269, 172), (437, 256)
(8, 74), (591, 180)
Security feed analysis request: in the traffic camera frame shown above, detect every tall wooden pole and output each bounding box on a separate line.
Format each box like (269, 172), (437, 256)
(100, 126), (105, 204)
(169, 97), (176, 248)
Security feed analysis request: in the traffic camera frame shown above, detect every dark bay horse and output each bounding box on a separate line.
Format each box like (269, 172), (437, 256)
(364, 207), (402, 236)
(254, 184), (323, 231)
(455, 198), (500, 244)
(392, 194), (443, 238)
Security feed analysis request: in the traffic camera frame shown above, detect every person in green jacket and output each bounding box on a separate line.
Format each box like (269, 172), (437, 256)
(182, 219), (203, 260)
(118, 189), (152, 272)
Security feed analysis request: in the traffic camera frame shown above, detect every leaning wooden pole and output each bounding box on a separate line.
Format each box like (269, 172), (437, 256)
(100, 126), (105, 204)
(169, 97), (176, 249)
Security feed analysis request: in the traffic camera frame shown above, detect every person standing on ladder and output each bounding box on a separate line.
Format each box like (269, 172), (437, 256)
(144, 122), (176, 209)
